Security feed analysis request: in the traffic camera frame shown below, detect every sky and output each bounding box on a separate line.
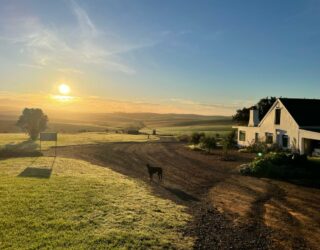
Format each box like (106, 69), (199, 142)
(0, 0), (320, 115)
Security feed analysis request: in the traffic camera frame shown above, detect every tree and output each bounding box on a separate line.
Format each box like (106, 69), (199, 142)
(232, 107), (252, 125)
(256, 97), (277, 120)
(221, 130), (237, 157)
(191, 132), (205, 145)
(233, 97), (277, 124)
(16, 108), (48, 140)
(200, 136), (217, 153)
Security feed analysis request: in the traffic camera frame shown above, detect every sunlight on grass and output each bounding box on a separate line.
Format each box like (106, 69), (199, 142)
(0, 157), (193, 249)
(0, 133), (159, 150)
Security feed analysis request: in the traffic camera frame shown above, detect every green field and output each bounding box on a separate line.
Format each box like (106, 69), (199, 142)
(0, 157), (193, 249)
(0, 133), (158, 150)
(0, 122), (234, 151)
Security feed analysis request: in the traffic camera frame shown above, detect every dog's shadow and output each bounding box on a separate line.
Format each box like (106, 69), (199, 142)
(164, 187), (199, 202)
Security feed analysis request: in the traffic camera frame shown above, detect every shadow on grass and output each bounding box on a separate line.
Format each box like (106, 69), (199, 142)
(18, 167), (52, 179)
(17, 157), (56, 179)
(164, 187), (199, 202)
(0, 140), (42, 159)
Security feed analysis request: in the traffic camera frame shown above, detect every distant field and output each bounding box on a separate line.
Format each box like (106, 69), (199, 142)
(141, 124), (234, 136)
(0, 112), (233, 133)
(0, 112), (234, 149)
(0, 157), (193, 249)
(0, 133), (158, 150)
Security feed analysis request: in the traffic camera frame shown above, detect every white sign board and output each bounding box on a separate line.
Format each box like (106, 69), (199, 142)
(40, 132), (58, 142)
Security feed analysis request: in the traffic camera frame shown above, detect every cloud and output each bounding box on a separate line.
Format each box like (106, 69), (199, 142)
(169, 98), (240, 115)
(0, 0), (161, 74)
(57, 68), (83, 74)
(70, 0), (98, 37)
(18, 63), (43, 69)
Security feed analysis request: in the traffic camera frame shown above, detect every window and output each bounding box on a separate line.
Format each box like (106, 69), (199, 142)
(255, 133), (259, 142)
(265, 133), (273, 144)
(282, 135), (288, 148)
(275, 109), (281, 125)
(239, 131), (246, 141)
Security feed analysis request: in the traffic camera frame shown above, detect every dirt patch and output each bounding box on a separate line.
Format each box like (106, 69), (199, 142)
(47, 142), (320, 249)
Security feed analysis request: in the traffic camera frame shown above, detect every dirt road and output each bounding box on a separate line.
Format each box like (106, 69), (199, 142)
(49, 142), (320, 249)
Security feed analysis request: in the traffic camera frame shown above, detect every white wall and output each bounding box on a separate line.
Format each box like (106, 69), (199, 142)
(235, 99), (300, 150)
(234, 126), (259, 147)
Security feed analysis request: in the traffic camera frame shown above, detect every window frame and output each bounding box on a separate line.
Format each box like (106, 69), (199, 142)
(239, 130), (246, 142)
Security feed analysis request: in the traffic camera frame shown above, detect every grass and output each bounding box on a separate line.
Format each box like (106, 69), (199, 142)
(0, 133), (159, 150)
(141, 125), (233, 136)
(0, 157), (193, 249)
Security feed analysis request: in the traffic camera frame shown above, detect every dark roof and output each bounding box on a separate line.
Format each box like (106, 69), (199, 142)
(280, 98), (320, 126)
(302, 128), (320, 133)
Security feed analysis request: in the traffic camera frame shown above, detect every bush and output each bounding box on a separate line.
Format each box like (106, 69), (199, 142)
(126, 129), (140, 135)
(0, 141), (42, 159)
(246, 141), (269, 153)
(191, 132), (205, 145)
(200, 136), (217, 153)
(245, 141), (288, 154)
(240, 152), (319, 181)
(177, 134), (190, 143)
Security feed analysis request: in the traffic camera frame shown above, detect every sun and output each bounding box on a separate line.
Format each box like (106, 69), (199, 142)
(58, 84), (70, 95)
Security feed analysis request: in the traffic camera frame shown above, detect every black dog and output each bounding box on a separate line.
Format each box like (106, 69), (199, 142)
(146, 163), (163, 181)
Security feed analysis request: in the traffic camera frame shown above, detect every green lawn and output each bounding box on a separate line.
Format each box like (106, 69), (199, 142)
(0, 133), (158, 150)
(0, 157), (193, 249)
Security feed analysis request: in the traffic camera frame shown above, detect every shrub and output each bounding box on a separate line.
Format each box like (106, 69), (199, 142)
(246, 141), (269, 154)
(191, 132), (205, 145)
(200, 136), (217, 153)
(291, 153), (308, 165)
(177, 134), (190, 143)
(126, 129), (140, 135)
(240, 152), (320, 181)
(245, 141), (288, 154)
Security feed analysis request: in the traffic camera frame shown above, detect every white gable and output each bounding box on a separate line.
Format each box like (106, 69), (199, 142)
(258, 99), (298, 128)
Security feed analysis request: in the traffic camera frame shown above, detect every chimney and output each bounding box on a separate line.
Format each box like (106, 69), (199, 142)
(248, 109), (259, 127)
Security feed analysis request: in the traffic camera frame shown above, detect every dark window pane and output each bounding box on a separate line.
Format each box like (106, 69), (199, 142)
(266, 133), (273, 144)
(282, 135), (288, 148)
(275, 109), (281, 125)
(255, 133), (259, 142)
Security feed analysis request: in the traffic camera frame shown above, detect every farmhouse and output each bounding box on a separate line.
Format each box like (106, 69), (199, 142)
(233, 98), (320, 156)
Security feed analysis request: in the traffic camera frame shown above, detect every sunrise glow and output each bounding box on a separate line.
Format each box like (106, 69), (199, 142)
(51, 95), (74, 102)
(59, 84), (70, 95)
